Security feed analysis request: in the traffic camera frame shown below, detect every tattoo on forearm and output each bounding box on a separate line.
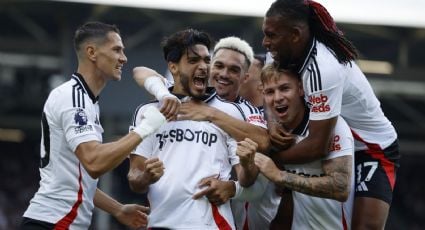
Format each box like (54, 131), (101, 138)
(278, 157), (351, 200)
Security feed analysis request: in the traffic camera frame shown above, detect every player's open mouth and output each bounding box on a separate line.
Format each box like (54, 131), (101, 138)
(275, 105), (288, 114)
(193, 75), (207, 90)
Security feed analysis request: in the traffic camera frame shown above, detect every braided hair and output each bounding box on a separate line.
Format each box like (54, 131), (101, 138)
(266, 0), (358, 64)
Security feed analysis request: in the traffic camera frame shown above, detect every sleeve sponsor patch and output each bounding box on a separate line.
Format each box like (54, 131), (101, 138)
(73, 108), (93, 134)
(246, 114), (267, 125)
(308, 93), (330, 113)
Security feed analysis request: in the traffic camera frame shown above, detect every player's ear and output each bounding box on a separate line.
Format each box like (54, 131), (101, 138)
(86, 43), (97, 61)
(241, 71), (249, 84)
(290, 21), (309, 44)
(168, 62), (178, 75)
(291, 26), (302, 43)
(298, 80), (304, 97)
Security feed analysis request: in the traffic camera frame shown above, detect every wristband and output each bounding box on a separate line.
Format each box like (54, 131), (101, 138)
(144, 76), (172, 100)
(132, 106), (166, 139)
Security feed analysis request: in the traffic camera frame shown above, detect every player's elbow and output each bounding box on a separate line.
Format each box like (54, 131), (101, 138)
(334, 190), (349, 202)
(127, 172), (148, 194)
(79, 159), (104, 179)
(333, 179), (350, 202)
(253, 129), (271, 153)
(84, 165), (104, 179)
(128, 173), (139, 192)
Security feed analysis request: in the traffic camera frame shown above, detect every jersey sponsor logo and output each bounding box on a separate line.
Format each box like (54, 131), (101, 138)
(286, 169), (324, 178)
(74, 108), (93, 134)
(246, 115), (266, 125)
(329, 135), (341, 151)
(156, 128), (218, 150)
(308, 94), (330, 113)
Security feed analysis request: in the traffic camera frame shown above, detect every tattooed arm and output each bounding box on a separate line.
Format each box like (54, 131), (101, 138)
(255, 153), (352, 202)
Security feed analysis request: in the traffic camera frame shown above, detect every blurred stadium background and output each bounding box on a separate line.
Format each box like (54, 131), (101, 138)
(0, 0), (424, 229)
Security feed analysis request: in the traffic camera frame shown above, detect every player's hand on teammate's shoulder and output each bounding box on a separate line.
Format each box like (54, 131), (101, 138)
(267, 121), (296, 150)
(178, 99), (211, 121)
(160, 95), (181, 121)
(133, 106), (166, 139)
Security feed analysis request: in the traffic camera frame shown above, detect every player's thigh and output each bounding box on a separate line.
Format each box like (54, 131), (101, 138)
(354, 146), (399, 204)
(352, 142), (399, 230)
(352, 196), (389, 230)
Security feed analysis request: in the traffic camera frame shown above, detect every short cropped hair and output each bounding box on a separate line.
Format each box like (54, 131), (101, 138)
(73, 21), (120, 52)
(161, 28), (213, 63)
(213, 36), (254, 68)
(261, 64), (300, 85)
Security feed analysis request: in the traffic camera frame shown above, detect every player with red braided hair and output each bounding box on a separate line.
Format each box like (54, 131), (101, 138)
(262, 0), (400, 229)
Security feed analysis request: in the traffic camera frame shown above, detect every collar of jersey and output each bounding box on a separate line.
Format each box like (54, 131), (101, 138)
(215, 94), (243, 104)
(291, 104), (310, 136)
(167, 86), (216, 103)
(297, 37), (317, 74)
(72, 73), (99, 103)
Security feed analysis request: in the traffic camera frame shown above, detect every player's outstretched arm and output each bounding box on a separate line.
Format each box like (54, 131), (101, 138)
(178, 101), (270, 152)
(75, 106), (165, 179)
(255, 153), (352, 202)
(94, 188), (149, 229)
(128, 155), (164, 194)
(133, 66), (180, 120)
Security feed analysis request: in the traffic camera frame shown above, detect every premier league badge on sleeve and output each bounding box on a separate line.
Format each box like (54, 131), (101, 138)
(74, 108), (93, 134)
(74, 108), (88, 126)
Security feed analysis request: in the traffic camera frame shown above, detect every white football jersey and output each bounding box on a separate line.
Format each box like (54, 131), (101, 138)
(285, 115), (355, 230)
(131, 91), (265, 229)
(24, 73), (103, 229)
(232, 174), (281, 230)
(298, 39), (397, 151)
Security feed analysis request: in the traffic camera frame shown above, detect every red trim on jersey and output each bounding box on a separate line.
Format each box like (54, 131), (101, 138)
(243, 202), (249, 230)
(54, 163), (84, 229)
(341, 204), (348, 230)
(211, 203), (232, 230)
(351, 130), (396, 189)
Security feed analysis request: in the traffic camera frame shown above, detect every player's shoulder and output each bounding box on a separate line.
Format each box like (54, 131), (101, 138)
(313, 40), (346, 73)
(45, 78), (77, 108)
(131, 100), (160, 126)
(207, 95), (245, 120)
(333, 116), (352, 136)
(234, 96), (262, 114)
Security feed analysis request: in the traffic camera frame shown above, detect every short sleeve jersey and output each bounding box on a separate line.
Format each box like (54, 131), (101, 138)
(130, 90), (262, 229)
(232, 174), (281, 230)
(285, 113), (355, 229)
(23, 73), (102, 229)
(299, 39), (397, 150)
